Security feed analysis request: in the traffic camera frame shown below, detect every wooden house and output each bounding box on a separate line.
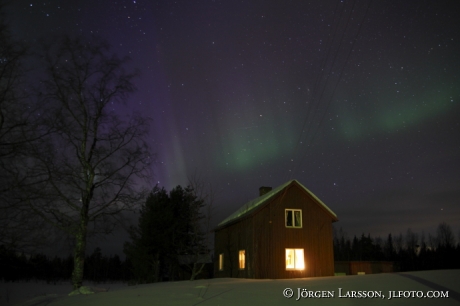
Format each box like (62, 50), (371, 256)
(214, 179), (338, 279)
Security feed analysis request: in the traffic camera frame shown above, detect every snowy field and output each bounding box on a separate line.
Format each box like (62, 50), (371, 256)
(1, 270), (459, 306)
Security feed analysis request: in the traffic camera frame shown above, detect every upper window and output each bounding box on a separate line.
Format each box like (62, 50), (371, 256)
(285, 209), (302, 228)
(239, 250), (245, 270)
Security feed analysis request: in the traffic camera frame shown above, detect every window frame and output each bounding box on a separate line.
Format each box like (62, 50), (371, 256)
(285, 209), (302, 228)
(238, 250), (245, 270)
(285, 248), (305, 270)
(218, 253), (224, 271)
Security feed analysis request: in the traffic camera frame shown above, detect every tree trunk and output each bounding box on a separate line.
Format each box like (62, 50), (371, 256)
(72, 213), (89, 290)
(153, 252), (160, 282)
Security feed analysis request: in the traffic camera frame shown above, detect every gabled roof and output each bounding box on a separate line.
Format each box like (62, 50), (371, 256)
(216, 179), (337, 229)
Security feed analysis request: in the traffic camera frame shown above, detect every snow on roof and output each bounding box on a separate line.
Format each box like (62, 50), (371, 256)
(217, 179), (337, 228)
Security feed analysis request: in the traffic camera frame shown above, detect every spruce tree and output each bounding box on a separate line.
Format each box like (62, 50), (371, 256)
(124, 185), (207, 283)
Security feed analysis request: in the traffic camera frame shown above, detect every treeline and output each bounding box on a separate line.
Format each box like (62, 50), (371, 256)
(3, 220), (457, 283)
(333, 222), (460, 271)
(0, 183), (214, 284)
(0, 184), (214, 284)
(0, 246), (132, 283)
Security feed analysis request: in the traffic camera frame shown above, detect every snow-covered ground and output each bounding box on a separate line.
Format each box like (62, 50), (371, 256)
(0, 281), (126, 306)
(1, 270), (459, 305)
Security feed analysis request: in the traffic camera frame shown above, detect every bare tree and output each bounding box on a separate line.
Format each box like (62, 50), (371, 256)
(405, 228), (419, 254)
(25, 36), (152, 290)
(436, 222), (455, 249)
(427, 233), (436, 250)
(393, 233), (403, 255)
(458, 230), (460, 249)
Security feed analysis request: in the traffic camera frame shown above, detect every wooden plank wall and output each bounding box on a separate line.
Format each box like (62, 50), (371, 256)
(252, 183), (335, 278)
(214, 217), (255, 278)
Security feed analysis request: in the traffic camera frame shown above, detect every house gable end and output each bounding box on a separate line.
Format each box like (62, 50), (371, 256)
(291, 180), (338, 222)
(215, 179), (337, 230)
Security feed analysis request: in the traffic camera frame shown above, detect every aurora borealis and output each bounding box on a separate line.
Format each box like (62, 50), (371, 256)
(5, 0), (460, 254)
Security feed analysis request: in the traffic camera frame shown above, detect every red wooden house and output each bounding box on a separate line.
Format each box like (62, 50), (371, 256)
(214, 179), (338, 278)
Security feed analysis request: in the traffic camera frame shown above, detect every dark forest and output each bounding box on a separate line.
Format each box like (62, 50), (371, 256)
(1, 222), (458, 283)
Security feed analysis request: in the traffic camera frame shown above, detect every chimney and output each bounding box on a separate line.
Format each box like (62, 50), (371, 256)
(259, 186), (272, 196)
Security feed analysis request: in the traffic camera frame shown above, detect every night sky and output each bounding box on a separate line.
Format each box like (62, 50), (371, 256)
(5, 0), (460, 255)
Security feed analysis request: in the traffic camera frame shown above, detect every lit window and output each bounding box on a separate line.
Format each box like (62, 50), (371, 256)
(239, 250), (245, 269)
(219, 253), (224, 271)
(286, 248), (305, 270)
(285, 209), (302, 228)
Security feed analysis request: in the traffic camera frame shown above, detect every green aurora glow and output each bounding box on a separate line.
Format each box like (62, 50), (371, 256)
(338, 87), (458, 141)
